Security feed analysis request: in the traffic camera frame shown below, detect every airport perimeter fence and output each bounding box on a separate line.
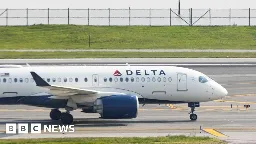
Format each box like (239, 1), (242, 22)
(1, 8), (256, 26)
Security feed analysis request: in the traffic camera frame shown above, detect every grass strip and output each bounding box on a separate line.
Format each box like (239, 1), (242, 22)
(0, 51), (255, 58)
(1, 25), (256, 49)
(0, 136), (226, 144)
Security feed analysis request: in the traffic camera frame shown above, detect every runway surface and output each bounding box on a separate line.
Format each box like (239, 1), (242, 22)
(0, 59), (256, 144)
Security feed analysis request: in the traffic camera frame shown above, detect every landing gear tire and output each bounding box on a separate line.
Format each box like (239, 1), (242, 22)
(188, 102), (199, 121)
(190, 114), (197, 121)
(50, 109), (61, 120)
(60, 113), (73, 125)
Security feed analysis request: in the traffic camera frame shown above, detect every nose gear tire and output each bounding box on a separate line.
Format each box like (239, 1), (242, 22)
(190, 114), (197, 121)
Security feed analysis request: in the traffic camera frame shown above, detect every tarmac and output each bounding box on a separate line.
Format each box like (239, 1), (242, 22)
(0, 59), (256, 144)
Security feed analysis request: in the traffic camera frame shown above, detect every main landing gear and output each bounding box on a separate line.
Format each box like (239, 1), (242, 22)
(188, 102), (200, 121)
(50, 108), (73, 125)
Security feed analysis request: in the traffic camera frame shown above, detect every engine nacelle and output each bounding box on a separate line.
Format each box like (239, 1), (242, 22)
(94, 95), (139, 119)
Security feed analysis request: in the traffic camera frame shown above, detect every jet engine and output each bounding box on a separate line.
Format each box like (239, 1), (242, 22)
(93, 95), (139, 119)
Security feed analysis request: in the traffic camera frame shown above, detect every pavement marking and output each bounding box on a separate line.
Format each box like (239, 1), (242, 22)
(200, 106), (230, 108)
(237, 82), (256, 85)
(221, 93), (256, 99)
(214, 100), (256, 104)
(231, 93), (256, 97)
(203, 128), (227, 137)
(166, 104), (176, 109)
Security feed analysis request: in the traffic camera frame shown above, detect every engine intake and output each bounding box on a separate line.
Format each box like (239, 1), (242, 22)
(94, 95), (139, 119)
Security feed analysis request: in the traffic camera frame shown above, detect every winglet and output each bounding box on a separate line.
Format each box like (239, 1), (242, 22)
(30, 72), (50, 86)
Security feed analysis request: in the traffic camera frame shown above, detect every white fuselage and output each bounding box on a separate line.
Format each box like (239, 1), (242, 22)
(0, 65), (228, 107)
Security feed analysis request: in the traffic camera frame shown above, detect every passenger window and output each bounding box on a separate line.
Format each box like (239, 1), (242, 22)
(69, 78), (73, 82)
(163, 77), (166, 82)
(58, 78), (61, 82)
(47, 78), (50, 82)
(52, 78), (56, 82)
(114, 77), (118, 82)
(120, 77), (123, 82)
(125, 77), (129, 82)
(64, 78), (67, 82)
(152, 77), (156, 82)
(14, 78), (17, 83)
(131, 77), (134, 82)
(147, 77), (150, 82)
(136, 77), (140, 82)
(168, 77), (172, 82)
(75, 78), (78, 82)
(104, 78), (107, 82)
(3, 78), (6, 83)
(157, 77), (161, 82)
(9, 78), (12, 83)
(19, 78), (23, 83)
(109, 77), (113, 82)
(141, 77), (145, 82)
(199, 76), (208, 83)
(84, 77), (88, 82)
(25, 78), (29, 83)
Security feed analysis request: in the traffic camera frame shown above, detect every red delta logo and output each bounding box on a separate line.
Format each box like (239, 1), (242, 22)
(113, 70), (122, 76)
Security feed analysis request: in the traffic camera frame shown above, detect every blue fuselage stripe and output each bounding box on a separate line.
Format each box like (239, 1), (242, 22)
(0, 96), (186, 108)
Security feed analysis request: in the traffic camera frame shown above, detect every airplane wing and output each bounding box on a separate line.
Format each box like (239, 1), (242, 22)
(30, 72), (124, 97)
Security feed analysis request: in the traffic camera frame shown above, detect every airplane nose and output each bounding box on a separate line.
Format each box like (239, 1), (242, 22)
(221, 87), (228, 97)
(217, 85), (228, 99)
(213, 82), (228, 99)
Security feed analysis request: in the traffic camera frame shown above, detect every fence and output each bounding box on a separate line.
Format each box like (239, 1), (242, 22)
(1, 8), (256, 26)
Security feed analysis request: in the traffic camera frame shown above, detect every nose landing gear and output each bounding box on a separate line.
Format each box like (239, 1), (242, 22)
(188, 102), (200, 121)
(189, 107), (197, 121)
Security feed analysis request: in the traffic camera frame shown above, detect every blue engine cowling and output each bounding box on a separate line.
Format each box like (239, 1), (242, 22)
(94, 95), (139, 119)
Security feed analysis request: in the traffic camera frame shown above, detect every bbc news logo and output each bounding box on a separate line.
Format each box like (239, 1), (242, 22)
(6, 123), (75, 134)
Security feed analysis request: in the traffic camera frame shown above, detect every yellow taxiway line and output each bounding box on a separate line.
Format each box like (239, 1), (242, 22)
(203, 128), (227, 137)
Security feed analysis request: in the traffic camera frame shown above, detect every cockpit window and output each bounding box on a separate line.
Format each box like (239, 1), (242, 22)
(199, 76), (208, 83)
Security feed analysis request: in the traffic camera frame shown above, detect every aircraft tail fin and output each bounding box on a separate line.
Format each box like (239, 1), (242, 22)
(30, 72), (50, 87)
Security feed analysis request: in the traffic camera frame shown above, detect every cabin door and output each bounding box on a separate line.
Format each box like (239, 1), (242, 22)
(177, 73), (187, 91)
(92, 74), (99, 87)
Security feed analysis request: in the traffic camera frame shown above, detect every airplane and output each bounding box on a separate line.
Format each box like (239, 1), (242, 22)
(0, 64), (228, 124)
